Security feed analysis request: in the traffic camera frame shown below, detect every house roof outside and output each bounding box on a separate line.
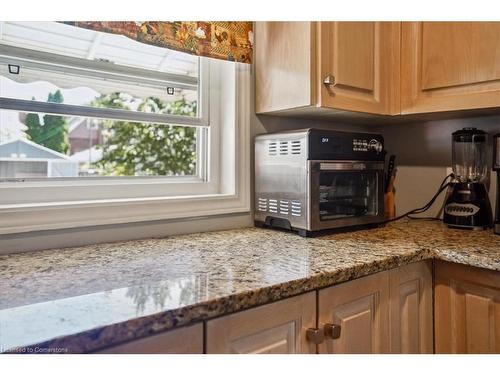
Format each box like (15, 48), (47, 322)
(0, 138), (72, 161)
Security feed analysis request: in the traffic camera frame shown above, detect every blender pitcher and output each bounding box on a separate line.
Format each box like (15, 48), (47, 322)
(452, 128), (488, 183)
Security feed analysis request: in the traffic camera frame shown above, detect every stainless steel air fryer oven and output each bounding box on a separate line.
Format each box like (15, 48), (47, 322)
(255, 129), (386, 236)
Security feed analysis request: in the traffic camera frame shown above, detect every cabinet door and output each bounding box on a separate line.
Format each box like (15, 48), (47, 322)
(318, 271), (390, 353)
(389, 261), (433, 353)
(96, 323), (203, 354)
(401, 22), (500, 114)
(318, 22), (401, 115)
(435, 261), (500, 353)
(206, 292), (316, 354)
(255, 22), (315, 113)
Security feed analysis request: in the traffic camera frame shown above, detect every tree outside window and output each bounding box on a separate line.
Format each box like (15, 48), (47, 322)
(20, 90), (197, 177)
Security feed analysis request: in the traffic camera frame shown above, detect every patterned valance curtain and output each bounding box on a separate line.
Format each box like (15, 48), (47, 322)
(65, 21), (253, 64)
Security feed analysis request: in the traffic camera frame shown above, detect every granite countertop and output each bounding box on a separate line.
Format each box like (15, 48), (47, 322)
(0, 219), (499, 353)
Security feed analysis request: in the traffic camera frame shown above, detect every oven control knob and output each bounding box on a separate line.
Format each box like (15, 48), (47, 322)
(368, 139), (383, 153)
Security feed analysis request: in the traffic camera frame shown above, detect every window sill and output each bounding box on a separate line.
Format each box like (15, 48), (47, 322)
(0, 192), (250, 235)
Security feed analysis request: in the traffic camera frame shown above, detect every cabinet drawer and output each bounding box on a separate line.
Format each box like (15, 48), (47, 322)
(206, 292), (316, 354)
(96, 323), (203, 354)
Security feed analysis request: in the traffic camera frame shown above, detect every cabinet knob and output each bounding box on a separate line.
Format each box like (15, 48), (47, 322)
(323, 75), (337, 87)
(306, 328), (325, 344)
(324, 323), (341, 339)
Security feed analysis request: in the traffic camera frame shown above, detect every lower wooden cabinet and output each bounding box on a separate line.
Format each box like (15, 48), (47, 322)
(318, 271), (390, 354)
(206, 292), (317, 354)
(389, 261), (433, 353)
(96, 323), (203, 354)
(317, 260), (432, 354)
(435, 261), (500, 353)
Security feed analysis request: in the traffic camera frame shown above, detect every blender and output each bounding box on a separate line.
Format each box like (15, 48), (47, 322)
(443, 127), (493, 230)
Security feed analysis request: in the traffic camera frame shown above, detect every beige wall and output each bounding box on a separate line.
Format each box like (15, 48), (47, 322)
(374, 116), (500, 217)
(251, 73), (500, 219)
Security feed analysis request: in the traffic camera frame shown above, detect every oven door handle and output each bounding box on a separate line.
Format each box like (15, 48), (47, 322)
(318, 162), (384, 171)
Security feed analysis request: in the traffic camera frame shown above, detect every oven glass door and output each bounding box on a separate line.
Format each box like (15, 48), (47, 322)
(310, 161), (384, 229)
(319, 170), (379, 220)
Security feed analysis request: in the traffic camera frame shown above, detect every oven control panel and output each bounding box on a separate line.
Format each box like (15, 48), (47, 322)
(308, 129), (385, 161)
(352, 138), (383, 153)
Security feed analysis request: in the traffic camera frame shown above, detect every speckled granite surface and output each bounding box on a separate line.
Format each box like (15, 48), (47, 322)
(0, 220), (499, 353)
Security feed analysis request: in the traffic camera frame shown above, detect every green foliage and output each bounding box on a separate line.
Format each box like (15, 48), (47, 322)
(47, 90), (64, 104)
(25, 91), (69, 155)
(25, 100), (42, 143)
(93, 93), (197, 176)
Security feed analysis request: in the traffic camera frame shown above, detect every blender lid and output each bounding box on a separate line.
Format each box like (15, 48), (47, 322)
(452, 127), (487, 142)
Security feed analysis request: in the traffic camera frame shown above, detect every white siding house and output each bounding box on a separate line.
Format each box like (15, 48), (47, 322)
(0, 138), (78, 178)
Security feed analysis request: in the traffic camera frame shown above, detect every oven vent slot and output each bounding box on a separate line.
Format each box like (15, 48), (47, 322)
(268, 140), (302, 156)
(268, 141), (278, 156)
(290, 140), (302, 155)
(291, 201), (302, 217)
(258, 198), (301, 217)
(258, 197), (267, 212)
(268, 199), (278, 213)
(279, 200), (289, 215)
(279, 141), (289, 155)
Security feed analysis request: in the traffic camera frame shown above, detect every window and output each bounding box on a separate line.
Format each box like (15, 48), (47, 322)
(0, 22), (250, 234)
(0, 21), (207, 180)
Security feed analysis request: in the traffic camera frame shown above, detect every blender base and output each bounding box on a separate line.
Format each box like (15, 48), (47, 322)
(443, 182), (493, 230)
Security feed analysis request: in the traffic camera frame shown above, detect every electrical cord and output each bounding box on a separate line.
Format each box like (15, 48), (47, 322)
(407, 172), (454, 218)
(381, 173), (454, 224)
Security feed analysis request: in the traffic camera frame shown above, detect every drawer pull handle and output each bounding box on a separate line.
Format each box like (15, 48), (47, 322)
(324, 323), (341, 339)
(306, 328), (325, 344)
(323, 75), (337, 87)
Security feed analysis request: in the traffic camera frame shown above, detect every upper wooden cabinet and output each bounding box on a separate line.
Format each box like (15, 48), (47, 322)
(318, 22), (400, 115)
(255, 22), (401, 116)
(256, 21), (500, 117)
(401, 22), (500, 114)
(255, 22), (315, 113)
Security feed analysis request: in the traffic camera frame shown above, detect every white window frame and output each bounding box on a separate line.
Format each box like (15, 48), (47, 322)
(0, 46), (251, 234)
